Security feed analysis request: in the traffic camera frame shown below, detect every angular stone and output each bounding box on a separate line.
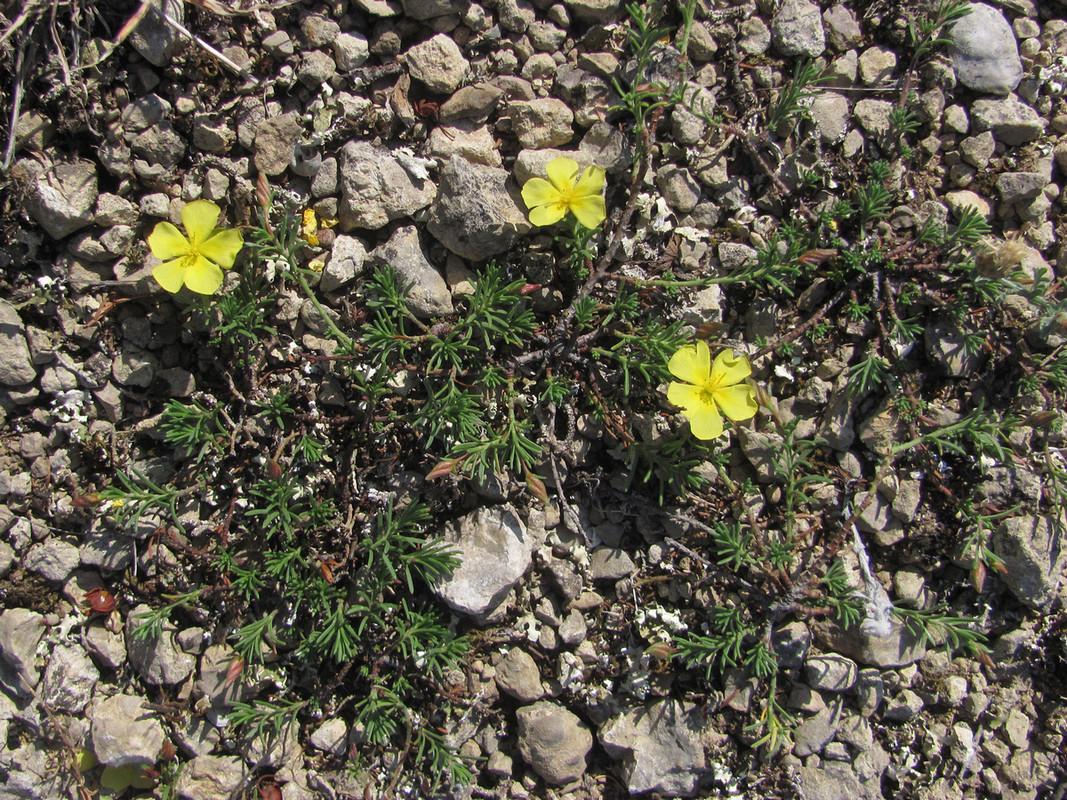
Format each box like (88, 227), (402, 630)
(516, 701), (592, 785)
(600, 700), (707, 797)
(25, 159), (99, 239)
(91, 693), (165, 768)
(125, 604), (196, 685)
(510, 99), (575, 148)
(40, 644), (99, 712)
(0, 300), (38, 386)
(367, 225), (452, 318)
(993, 515), (1066, 609)
(338, 141), (436, 231)
(431, 505), (533, 622)
(772, 0), (825, 58)
(948, 3), (1023, 96)
(496, 647), (544, 702)
(253, 113), (303, 177)
(405, 34), (468, 93)
(0, 608), (47, 691)
(173, 754), (244, 800)
(426, 156), (531, 260)
(129, 0), (185, 67)
(971, 97), (1045, 147)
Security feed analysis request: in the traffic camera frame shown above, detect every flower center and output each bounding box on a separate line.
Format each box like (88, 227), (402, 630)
(697, 377), (720, 405)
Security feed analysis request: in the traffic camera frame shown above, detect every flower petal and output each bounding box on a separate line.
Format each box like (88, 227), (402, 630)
(521, 177), (561, 210)
(152, 257), (188, 294)
(181, 200), (222, 245)
(668, 341), (711, 385)
(199, 228), (244, 269)
(529, 202), (568, 227)
(687, 398), (724, 440)
(545, 157), (579, 192)
(710, 349), (753, 387)
(714, 384), (758, 422)
(183, 255), (225, 295)
(568, 194), (607, 229)
(667, 380), (702, 410)
(573, 165), (606, 197)
(147, 222), (190, 260)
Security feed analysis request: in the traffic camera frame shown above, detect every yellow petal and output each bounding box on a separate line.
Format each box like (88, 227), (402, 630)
(183, 255), (224, 295)
(545, 157), (579, 192)
(147, 222), (190, 260)
(668, 342), (711, 385)
(667, 381), (702, 409)
(573, 165), (606, 197)
(568, 194), (607, 228)
(522, 177), (562, 210)
(199, 228), (244, 269)
(714, 384), (758, 422)
(529, 202), (568, 226)
(181, 200), (221, 245)
(710, 350), (753, 387)
(687, 399), (724, 440)
(152, 257), (188, 293)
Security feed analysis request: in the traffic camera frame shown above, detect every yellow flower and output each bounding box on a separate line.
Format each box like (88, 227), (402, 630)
(521, 156), (606, 229)
(147, 200), (244, 295)
(667, 342), (758, 440)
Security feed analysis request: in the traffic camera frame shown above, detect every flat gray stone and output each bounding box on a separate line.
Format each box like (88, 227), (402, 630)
(432, 504), (534, 622)
(600, 700), (706, 797)
(993, 514), (1066, 609)
(426, 156), (531, 260)
(772, 0), (825, 57)
(173, 754), (244, 800)
(405, 34), (468, 93)
(338, 141), (436, 231)
(367, 225), (452, 319)
(91, 693), (165, 768)
(971, 96), (1045, 146)
(516, 701), (592, 785)
(40, 644), (99, 712)
(125, 604), (196, 685)
(25, 159), (99, 239)
(496, 647), (544, 702)
(0, 300), (37, 386)
(948, 3), (1023, 96)
(0, 608), (47, 691)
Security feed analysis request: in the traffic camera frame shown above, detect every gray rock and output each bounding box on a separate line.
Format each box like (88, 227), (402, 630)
(738, 18), (771, 55)
(993, 514), (1065, 609)
(799, 762), (864, 800)
(129, 0), (185, 67)
(926, 320), (981, 379)
(564, 0), (620, 23)
(338, 141), (436, 231)
(194, 644), (254, 708)
(0, 743), (68, 799)
(91, 693), (165, 767)
(600, 700), (707, 797)
(772, 622), (811, 669)
(425, 123), (502, 167)
(400, 0), (466, 18)
(803, 654), (858, 691)
(858, 46), (896, 85)
(971, 96), (1045, 146)
(960, 131), (995, 168)
(367, 226), (452, 318)
(516, 701), (592, 785)
(812, 618), (927, 668)
(94, 193), (138, 226)
(333, 32), (370, 71)
(15, 109), (55, 152)
(112, 346), (158, 388)
(125, 603), (196, 685)
(80, 531), (134, 571)
(321, 235), (367, 292)
(496, 647), (544, 701)
(558, 609), (587, 646)
(25, 159), (99, 239)
(809, 91), (850, 144)
(406, 34), (468, 93)
(172, 754), (244, 800)
(996, 171), (1048, 204)
(823, 5), (862, 51)
(737, 428), (784, 483)
(40, 644), (99, 712)
(655, 165), (701, 212)
(300, 13), (340, 47)
(884, 688), (924, 721)
(440, 83), (504, 124)
(131, 123), (185, 170)
(426, 156), (531, 260)
(297, 50), (337, 89)
(83, 623), (126, 670)
(510, 99), (575, 148)
(579, 121), (632, 174)
(261, 30), (294, 57)
(589, 547), (634, 581)
(794, 698), (843, 757)
(772, 0), (825, 58)
(253, 113), (304, 177)
(431, 504), (533, 622)
(948, 3), (1023, 96)
(0, 608), (47, 691)
(853, 98), (894, 136)
(0, 300), (38, 386)
(309, 718), (349, 756)
(24, 539), (80, 582)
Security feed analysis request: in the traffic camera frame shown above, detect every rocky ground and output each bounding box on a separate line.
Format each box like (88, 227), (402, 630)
(1, 0), (1067, 798)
